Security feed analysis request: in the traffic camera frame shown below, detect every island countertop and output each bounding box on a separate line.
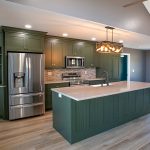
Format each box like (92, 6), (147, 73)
(52, 81), (150, 101)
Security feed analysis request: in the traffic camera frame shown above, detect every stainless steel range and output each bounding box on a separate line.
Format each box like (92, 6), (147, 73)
(62, 72), (88, 86)
(8, 52), (45, 120)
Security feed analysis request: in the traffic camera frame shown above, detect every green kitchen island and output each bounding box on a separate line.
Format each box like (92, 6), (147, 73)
(52, 81), (150, 144)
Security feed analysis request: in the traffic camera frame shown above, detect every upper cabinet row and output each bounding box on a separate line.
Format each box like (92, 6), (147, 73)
(44, 36), (96, 68)
(3, 26), (46, 53)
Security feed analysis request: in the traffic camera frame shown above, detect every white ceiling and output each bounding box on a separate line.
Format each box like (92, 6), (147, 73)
(0, 0), (150, 50)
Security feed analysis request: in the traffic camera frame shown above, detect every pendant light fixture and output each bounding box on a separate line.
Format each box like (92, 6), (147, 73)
(96, 26), (123, 53)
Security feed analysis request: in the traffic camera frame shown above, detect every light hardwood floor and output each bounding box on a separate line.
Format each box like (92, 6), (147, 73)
(1, 112), (150, 150)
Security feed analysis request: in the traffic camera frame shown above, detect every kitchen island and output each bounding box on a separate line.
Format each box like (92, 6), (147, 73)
(52, 81), (150, 144)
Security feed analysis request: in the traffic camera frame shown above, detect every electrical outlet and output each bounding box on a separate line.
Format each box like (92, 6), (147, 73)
(58, 93), (62, 98)
(132, 69), (135, 73)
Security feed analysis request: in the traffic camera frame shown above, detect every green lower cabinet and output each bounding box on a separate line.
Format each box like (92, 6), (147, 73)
(45, 82), (70, 110)
(128, 91), (136, 119)
(103, 96), (114, 129)
(136, 90), (144, 117)
(52, 88), (150, 144)
(143, 88), (150, 113)
(119, 92), (130, 123)
(0, 86), (6, 119)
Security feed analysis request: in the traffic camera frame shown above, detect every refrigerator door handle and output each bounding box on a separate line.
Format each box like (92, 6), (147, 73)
(10, 103), (44, 109)
(28, 56), (32, 92)
(10, 92), (44, 98)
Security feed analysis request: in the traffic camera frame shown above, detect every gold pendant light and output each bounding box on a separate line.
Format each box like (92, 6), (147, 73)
(96, 26), (123, 53)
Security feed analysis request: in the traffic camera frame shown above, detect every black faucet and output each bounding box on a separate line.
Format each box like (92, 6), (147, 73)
(101, 71), (109, 86)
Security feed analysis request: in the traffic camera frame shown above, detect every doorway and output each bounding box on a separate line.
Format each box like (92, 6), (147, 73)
(120, 53), (130, 81)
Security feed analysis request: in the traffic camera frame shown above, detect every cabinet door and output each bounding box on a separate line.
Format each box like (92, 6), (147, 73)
(97, 54), (112, 81)
(144, 88), (150, 113)
(81, 43), (95, 68)
(44, 39), (52, 68)
(51, 41), (64, 67)
(63, 40), (73, 58)
(25, 34), (44, 53)
(0, 86), (5, 119)
(103, 96), (114, 129)
(119, 93), (129, 123)
(135, 90), (144, 117)
(45, 82), (70, 110)
(45, 84), (52, 110)
(72, 41), (82, 56)
(112, 54), (120, 82)
(73, 41), (95, 67)
(94, 51), (101, 67)
(5, 32), (25, 51)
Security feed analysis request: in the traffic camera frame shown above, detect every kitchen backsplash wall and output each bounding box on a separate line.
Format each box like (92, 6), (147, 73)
(45, 68), (96, 81)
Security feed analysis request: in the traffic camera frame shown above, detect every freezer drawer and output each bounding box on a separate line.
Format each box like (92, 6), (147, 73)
(9, 103), (44, 120)
(9, 93), (44, 106)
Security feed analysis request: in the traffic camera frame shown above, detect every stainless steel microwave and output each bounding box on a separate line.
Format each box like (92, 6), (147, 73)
(65, 56), (85, 68)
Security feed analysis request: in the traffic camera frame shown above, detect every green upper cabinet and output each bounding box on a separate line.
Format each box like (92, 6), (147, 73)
(81, 43), (95, 68)
(72, 41), (84, 56)
(44, 37), (67, 68)
(63, 39), (73, 57)
(93, 51), (101, 67)
(44, 36), (73, 68)
(51, 40), (64, 67)
(3, 26), (46, 53)
(45, 38), (52, 68)
(45, 36), (96, 68)
(72, 41), (95, 67)
(5, 32), (25, 51)
(24, 34), (44, 53)
(112, 54), (121, 82)
(95, 53), (121, 82)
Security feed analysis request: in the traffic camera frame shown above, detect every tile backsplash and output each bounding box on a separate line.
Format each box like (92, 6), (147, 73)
(45, 68), (96, 81)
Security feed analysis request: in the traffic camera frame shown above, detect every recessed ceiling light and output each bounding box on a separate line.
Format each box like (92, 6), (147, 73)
(91, 37), (96, 41)
(25, 24), (32, 29)
(119, 40), (124, 43)
(62, 33), (68, 37)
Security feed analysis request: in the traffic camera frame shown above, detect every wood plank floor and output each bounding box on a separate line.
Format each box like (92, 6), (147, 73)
(1, 112), (150, 150)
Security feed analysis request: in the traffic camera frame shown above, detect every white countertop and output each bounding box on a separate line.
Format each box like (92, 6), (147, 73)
(51, 81), (150, 101)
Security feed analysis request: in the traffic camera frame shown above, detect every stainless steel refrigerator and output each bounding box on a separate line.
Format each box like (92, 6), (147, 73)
(8, 52), (45, 120)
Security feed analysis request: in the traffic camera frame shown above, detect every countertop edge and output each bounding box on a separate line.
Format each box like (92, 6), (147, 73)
(51, 82), (150, 101)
